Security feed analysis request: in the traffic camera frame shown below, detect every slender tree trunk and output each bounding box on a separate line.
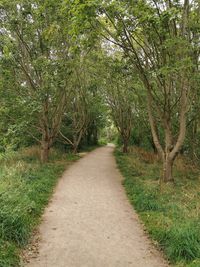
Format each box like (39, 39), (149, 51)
(41, 141), (50, 163)
(147, 91), (164, 159)
(72, 129), (84, 154)
(72, 145), (78, 154)
(93, 126), (98, 145)
(72, 136), (79, 154)
(40, 129), (52, 163)
(148, 136), (157, 153)
(191, 120), (197, 159)
(123, 144), (128, 153)
(163, 156), (174, 182)
(122, 136), (129, 153)
(87, 130), (92, 146)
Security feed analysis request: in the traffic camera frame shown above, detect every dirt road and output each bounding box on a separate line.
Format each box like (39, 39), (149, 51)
(26, 145), (168, 267)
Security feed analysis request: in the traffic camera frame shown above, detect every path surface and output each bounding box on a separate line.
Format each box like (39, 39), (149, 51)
(26, 146), (168, 267)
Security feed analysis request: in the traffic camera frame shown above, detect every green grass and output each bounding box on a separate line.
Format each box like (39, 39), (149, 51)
(115, 147), (200, 267)
(0, 146), (79, 267)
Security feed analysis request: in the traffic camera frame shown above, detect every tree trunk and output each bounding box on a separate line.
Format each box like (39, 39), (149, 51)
(93, 127), (98, 145)
(86, 130), (92, 146)
(72, 142), (78, 154)
(72, 129), (85, 154)
(191, 120), (197, 159)
(41, 141), (50, 163)
(149, 136), (157, 153)
(122, 137), (129, 153)
(163, 156), (174, 182)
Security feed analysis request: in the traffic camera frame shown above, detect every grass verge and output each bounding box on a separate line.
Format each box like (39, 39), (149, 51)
(115, 147), (200, 267)
(0, 146), (79, 267)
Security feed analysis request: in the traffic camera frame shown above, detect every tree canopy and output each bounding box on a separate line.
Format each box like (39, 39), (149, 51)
(0, 0), (200, 181)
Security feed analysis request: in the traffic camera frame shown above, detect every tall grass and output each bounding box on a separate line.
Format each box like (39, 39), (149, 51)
(115, 147), (200, 267)
(0, 147), (79, 267)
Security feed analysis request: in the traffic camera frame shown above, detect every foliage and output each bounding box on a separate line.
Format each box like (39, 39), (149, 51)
(80, 0), (200, 181)
(0, 0), (107, 160)
(102, 58), (140, 152)
(0, 0), (200, 264)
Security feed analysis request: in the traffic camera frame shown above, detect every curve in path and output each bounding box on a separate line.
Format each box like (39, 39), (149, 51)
(26, 146), (168, 267)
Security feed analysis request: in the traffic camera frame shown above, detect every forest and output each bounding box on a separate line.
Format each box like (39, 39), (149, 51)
(0, 0), (200, 266)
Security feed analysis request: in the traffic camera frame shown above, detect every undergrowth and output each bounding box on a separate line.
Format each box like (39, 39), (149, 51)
(0, 146), (79, 267)
(115, 147), (200, 267)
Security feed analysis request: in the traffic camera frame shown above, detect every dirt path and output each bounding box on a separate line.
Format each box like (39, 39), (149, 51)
(26, 146), (168, 267)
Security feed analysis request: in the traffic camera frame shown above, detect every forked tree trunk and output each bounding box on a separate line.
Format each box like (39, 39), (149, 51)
(147, 85), (187, 183)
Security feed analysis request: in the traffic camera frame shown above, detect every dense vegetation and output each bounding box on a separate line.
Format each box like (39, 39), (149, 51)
(0, 0), (199, 266)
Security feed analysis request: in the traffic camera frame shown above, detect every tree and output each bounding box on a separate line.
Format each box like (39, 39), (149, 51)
(92, 0), (198, 181)
(0, 0), (75, 162)
(103, 59), (136, 153)
(59, 51), (106, 153)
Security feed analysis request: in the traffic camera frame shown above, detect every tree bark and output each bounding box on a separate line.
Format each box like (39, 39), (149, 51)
(72, 129), (84, 154)
(147, 91), (164, 160)
(163, 156), (173, 182)
(41, 141), (50, 163)
(72, 145), (78, 154)
(123, 144), (128, 153)
(122, 136), (129, 153)
(93, 126), (98, 145)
